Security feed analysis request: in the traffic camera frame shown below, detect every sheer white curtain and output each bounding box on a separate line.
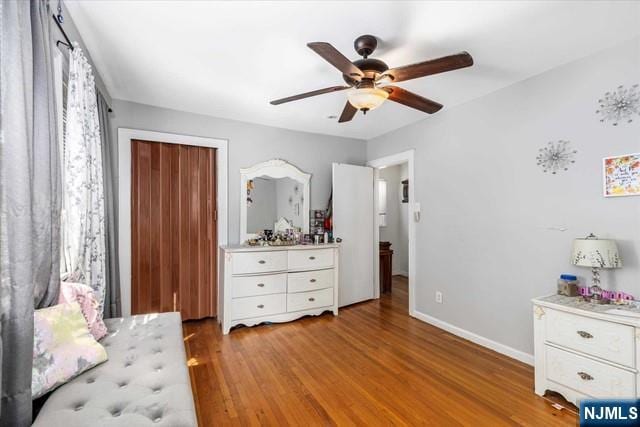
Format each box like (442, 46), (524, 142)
(62, 45), (107, 310)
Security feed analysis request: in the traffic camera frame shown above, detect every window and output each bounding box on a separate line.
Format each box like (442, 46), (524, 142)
(54, 48), (69, 276)
(53, 48), (69, 153)
(378, 179), (387, 227)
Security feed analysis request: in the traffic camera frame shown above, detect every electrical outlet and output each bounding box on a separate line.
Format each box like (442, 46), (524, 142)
(435, 291), (443, 304)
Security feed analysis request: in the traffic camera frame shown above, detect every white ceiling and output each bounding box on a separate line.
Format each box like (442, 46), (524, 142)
(65, 1), (640, 140)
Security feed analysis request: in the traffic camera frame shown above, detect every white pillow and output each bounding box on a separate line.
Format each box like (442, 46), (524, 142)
(32, 302), (108, 398)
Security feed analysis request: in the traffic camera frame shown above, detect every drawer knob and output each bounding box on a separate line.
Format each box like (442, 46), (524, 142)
(257, 304), (264, 309)
(257, 283), (265, 287)
(309, 256), (316, 260)
(577, 330), (593, 339)
(310, 279), (316, 283)
(577, 371), (594, 381)
(308, 297), (315, 302)
(258, 260), (266, 264)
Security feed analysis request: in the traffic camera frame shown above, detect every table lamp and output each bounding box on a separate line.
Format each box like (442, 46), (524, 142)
(571, 233), (622, 304)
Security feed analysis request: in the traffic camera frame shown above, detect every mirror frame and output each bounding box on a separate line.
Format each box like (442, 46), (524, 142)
(240, 159), (311, 243)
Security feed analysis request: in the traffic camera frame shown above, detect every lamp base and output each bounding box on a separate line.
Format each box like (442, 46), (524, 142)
(587, 268), (609, 304)
(589, 295), (610, 305)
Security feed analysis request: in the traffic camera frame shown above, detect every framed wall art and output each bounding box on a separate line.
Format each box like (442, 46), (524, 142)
(603, 153), (640, 197)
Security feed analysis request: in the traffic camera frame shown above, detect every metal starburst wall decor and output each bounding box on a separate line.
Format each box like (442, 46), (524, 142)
(536, 140), (577, 174)
(596, 84), (640, 126)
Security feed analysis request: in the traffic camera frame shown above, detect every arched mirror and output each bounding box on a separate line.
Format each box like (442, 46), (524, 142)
(240, 159), (311, 243)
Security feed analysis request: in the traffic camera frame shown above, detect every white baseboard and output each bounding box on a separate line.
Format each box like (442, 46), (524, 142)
(392, 270), (408, 277)
(410, 309), (534, 366)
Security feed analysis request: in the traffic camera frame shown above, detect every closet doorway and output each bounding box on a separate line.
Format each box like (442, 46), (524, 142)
(131, 139), (217, 320)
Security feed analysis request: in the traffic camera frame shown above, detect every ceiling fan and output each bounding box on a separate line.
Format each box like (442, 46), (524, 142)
(270, 35), (473, 123)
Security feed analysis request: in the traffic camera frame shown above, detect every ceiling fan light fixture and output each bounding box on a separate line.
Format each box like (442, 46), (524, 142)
(347, 87), (389, 111)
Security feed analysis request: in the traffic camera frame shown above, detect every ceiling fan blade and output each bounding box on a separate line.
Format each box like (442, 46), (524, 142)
(307, 42), (364, 78)
(381, 52), (473, 83)
(384, 86), (443, 114)
(338, 101), (357, 123)
(270, 86), (350, 105)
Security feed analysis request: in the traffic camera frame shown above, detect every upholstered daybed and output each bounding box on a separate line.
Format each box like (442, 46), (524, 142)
(33, 312), (197, 426)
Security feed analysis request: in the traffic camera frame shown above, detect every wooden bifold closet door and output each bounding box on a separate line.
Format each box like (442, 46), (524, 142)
(131, 139), (217, 320)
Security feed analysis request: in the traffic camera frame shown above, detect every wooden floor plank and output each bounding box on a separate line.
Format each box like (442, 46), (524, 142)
(183, 276), (576, 426)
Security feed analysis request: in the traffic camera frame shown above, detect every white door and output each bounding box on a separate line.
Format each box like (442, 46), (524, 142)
(332, 163), (375, 307)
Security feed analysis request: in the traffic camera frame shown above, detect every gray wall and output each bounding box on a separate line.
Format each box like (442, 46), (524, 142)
(110, 100), (366, 244)
(379, 164), (409, 275)
(367, 37), (640, 356)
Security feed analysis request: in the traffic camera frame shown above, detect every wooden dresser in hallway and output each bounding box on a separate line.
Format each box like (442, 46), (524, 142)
(379, 241), (394, 293)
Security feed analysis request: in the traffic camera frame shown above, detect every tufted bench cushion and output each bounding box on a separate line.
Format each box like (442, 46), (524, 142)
(33, 312), (197, 426)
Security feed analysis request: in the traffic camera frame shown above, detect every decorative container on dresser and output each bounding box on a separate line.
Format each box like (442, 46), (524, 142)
(220, 244), (339, 334)
(533, 294), (640, 405)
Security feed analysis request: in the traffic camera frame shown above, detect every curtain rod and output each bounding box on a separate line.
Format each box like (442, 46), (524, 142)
(52, 14), (73, 51)
(52, 13), (114, 113)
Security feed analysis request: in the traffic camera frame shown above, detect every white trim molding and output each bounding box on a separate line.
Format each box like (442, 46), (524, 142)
(367, 149), (416, 312)
(412, 310), (534, 366)
(239, 159), (311, 243)
(117, 128), (229, 316)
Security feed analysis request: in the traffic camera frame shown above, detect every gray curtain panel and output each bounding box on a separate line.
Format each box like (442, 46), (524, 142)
(0, 1), (61, 425)
(97, 92), (122, 318)
(31, 0), (62, 310)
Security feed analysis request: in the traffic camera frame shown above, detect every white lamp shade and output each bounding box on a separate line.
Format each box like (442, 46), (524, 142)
(571, 237), (622, 268)
(347, 88), (389, 111)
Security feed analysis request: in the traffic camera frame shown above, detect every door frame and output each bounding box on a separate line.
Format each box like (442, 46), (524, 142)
(118, 128), (228, 317)
(367, 149), (416, 315)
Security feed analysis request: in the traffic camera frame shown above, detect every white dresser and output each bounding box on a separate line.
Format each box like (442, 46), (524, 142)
(220, 244), (339, 334)
(533, 295), (640, 405)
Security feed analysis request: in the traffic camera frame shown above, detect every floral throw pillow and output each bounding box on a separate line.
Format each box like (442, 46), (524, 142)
(58, 282), (108, 340)
(32, 302), (108, 399)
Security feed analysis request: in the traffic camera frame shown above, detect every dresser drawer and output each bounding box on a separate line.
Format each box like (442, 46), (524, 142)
(287, 288), (334, 312)
(232, 251), (288, 275)
(288, 269), (334, 293)
(231, 293), (286, 320)
(546, 309), (635, 367)
(546, 345), (636, 398)
(232, 273), (287, 298)
(288, 248), (334, 271)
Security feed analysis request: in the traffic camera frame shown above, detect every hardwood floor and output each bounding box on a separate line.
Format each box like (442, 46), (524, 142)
(183, 276), (576, 426)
